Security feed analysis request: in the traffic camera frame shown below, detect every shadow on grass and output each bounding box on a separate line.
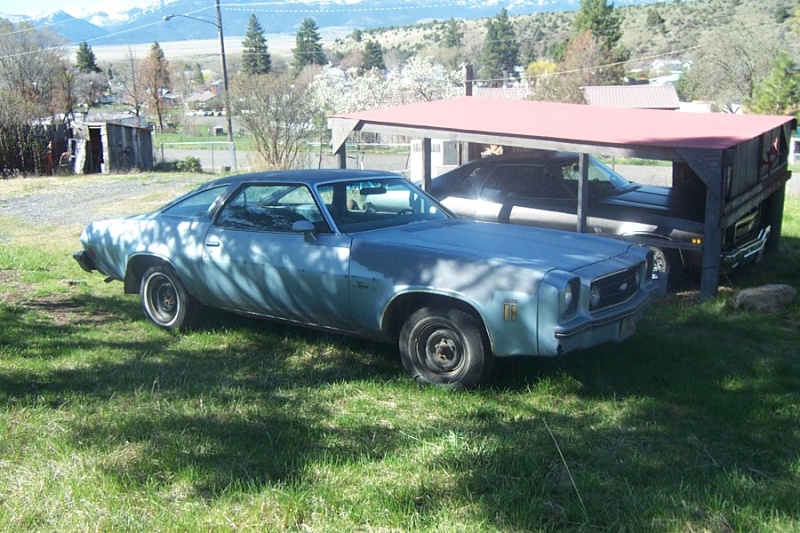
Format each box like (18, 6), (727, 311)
(0, 292), (404, 498)
(485, 263), (800, 528)
(1, 257), (799, 530)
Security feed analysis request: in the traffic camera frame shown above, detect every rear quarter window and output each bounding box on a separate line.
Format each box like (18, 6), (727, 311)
(162, 186), (227, 218)
(482, 165), (571, 200)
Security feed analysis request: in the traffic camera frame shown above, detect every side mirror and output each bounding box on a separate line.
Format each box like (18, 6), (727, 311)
(292, 220), (316, 242)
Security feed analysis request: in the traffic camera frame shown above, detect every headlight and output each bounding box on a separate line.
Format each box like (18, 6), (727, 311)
(563, 278), (580, 316)
(564, 283), (574, 307)
(589, 285), (602, 308)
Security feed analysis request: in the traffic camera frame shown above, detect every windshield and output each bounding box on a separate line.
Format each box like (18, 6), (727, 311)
(556, 156), (631, 197)
(317, 178), (450, 233)
(586, 157), (631, 189)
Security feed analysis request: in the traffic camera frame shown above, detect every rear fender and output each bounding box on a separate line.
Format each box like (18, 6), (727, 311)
(124, 254), (173, 294)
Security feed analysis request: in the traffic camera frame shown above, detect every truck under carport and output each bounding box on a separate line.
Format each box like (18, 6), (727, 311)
(327, 96), (795, 299)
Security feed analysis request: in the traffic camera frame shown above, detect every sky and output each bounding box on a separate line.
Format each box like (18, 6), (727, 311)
(0, 0), (144, 18)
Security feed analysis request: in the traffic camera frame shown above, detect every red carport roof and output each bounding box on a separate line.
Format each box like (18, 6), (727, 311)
(329, 96), (794, 152)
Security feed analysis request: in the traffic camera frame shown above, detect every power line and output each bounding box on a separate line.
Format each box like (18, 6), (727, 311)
(0, 1), (790, 73)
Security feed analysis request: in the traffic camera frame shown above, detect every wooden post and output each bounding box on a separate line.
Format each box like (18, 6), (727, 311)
(700, 171), (723, 299)
(765, 184), (786, 253)
(463, 63), (473, 97)
(422, 138), (432, 191)
(577, 153), (589, 233)
(335, 143), (347, 169)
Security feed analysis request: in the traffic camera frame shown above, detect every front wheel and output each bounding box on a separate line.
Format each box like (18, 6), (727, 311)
(648, 246), (683, 283)
(399, 306), (494, 389)
(140, 265), (201, 331)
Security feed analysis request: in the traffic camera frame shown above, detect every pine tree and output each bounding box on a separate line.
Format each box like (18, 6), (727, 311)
(646, 8), (665, 27)
(142, 42), (171, 132)
(146, 42), (170, 88)
(242, 14), (272, 76)
(361, 40), (385, 73)
(570, 0), (627, 84)
(441, 19), (464, 48)
(573, 0), (623, 49)
(292, 18), (326, 74)
(192, 63), (205, 87)
(480, 9), (519, 87)
(748, 51), (800, 117)
(75, 41), (101, 74)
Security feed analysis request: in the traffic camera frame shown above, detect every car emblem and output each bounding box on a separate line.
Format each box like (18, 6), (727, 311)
(619, 282), (629, 291)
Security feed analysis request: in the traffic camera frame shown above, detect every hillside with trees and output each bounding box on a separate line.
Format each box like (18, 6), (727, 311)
(1, 0), (798, 174)
(330, 0), (795, 80)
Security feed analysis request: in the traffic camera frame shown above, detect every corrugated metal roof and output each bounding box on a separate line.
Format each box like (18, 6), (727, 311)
(329, 96), (793, 152)
(582, 84), (680, 109)
(473, 87), (532, 100)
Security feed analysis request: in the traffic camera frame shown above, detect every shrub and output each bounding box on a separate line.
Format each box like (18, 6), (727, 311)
(175, 156), (202, 173)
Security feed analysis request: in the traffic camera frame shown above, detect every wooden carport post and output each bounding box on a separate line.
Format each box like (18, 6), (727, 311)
(701, 176), (724, 299)
(421, 138), (432, 190)
(577, 153), (589, 233)
(679, 149), (725, 300)
(329, 118), (360, 170)
(335, 143), (346, 169)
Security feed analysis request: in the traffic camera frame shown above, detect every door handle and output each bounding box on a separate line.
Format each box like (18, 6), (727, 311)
(205, 241), (221, 247)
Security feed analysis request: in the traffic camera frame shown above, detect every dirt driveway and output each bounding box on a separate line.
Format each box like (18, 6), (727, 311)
(0, 175), (209, 229)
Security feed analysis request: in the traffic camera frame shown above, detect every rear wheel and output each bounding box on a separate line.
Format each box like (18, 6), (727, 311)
(399, 306), (494, 389)
(140, 265), (201, 331)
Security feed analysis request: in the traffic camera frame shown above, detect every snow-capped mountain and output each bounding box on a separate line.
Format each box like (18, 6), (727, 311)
(2, 0), (663, 46)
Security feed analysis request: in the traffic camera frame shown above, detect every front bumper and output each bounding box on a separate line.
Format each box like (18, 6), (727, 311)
(721, 226), (770, 270)
(550, 293), (653, 355)
(73, 250), (97, 273)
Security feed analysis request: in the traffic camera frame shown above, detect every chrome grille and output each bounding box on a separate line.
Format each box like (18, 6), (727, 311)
(590, 266), (640, 312)
(731, 210), (758, 246)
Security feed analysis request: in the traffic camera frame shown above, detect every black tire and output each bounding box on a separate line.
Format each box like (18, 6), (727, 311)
(139, 265), (201, 331)
(648, 246), (683, 283)
(648, 246), (669, 277)
(399, 306), (494, 389)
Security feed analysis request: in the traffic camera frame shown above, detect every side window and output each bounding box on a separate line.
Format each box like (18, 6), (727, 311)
(482, 165), (571, 200)
(481, 166), (526, 199)
(215, 183), (330, 233)
(318, 182), (362, 226)
(162, 186), (226, 218)
(461, 167), (490, 197)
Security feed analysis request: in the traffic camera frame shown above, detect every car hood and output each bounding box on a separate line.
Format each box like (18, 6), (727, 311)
(362, 218), (640, 272)
(601, 183), (704, 222)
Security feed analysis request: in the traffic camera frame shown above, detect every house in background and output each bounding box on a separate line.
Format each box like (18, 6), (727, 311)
(184, 90), (222, 115)
(473, 86), (532, 99)
(582, 84), (680, 110)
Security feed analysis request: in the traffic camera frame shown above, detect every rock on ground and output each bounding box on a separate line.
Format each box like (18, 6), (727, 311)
(730, 284), (797, 313)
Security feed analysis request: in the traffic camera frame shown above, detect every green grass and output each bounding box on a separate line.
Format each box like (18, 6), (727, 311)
(1, 178), (799, 532)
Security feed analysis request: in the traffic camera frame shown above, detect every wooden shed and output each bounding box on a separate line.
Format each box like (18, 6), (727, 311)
(327, 96), (795, 298)
(72, 121), (154, 174)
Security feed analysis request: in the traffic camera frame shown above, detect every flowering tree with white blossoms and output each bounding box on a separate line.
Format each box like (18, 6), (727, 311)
(308, 56), (465, 116)
(307, 56), (465, 153)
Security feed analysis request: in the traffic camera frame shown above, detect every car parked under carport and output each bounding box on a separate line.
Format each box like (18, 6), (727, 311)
(429, 151), (771, 280)
(327, 96), (795, 298)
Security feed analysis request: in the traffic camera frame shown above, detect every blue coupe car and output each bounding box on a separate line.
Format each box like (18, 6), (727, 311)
(74, 169), (664, 388)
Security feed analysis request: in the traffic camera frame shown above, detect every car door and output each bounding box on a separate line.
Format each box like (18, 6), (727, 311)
(201, 182), (353, 329)
(474, 164), (579, 231)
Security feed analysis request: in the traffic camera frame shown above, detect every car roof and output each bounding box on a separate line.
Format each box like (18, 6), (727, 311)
(197, 169), (403, 191)
(466, 152), (579, 166)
